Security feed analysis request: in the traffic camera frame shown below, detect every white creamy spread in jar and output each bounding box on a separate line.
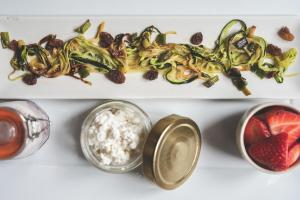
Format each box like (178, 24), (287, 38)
(87, 107), (145, 166)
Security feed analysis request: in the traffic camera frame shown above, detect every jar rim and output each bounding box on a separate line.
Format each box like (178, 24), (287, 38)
(80, 100), (152, 173)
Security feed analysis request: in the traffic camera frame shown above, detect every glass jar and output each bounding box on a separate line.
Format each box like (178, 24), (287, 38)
(81, 100), (201, 190)
(0, 100), (50, 159)
(81, 100), (152, 173)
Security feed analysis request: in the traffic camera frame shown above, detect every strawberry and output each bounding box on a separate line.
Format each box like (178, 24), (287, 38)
(248, 132), (289, 171)
(244, 116), (271, 146)
(265, 109), (300, 146)
(287, 144), (300, 167)
(287, 130), (300, 146)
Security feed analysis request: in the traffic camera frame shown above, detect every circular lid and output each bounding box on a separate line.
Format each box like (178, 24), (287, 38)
(0, 107), (25, 159)
(143, 114), (201, 190)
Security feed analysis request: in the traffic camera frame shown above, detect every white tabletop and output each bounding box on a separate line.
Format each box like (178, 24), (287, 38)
(0, 1), (300, 200)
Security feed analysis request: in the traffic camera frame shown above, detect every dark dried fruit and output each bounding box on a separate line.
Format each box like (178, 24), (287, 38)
(278, 26), (295, 41)
(106, 70), (125, 84)
(114, 33), (125, 45)
(143, 69), (158, 80)
(22, 74), (38, 85)
(46, 38), (64, 49)
(266, 44), (283, 57)
(68, 65), (77, 75)
(38, 34), (56, 45)
(108, 48), (124, 58)
(190, 32), (203, 45)
(99, 32), (114, 48)
(266, 71), (277, 79)
(8, 40), (18, 51)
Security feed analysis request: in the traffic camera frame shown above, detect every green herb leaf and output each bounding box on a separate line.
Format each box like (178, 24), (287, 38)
(155, 34), (166, 45)
(74, 20), (91, 34)
(1, 32), (10, 48)
(78, 66), (90, 78)
(203, 75), (219, 88)
(274, 72), (284, 83)
(157, 51), (172, 62)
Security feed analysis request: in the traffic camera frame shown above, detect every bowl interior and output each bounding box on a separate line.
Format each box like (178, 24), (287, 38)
(237, 102), (300, 174)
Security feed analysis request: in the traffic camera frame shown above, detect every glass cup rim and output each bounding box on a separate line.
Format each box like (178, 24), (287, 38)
(80, 100), (152, 173)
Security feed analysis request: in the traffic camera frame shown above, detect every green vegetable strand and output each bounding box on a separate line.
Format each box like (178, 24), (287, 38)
(74, 19), (91, 34)
(1, 32), (10, 48)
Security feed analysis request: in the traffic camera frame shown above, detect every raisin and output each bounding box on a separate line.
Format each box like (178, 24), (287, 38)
(266, 71), (277, 79)
(99, 32), (114, 48)
(108, 48), (124, 58)
(278, 26), (295, 41)
(190, 32), (203, 45)
(266, 44), (282, 57)
(22, 74), (38, 85)
(8, 40), (18, 51)
(68, 66), (77, 75)
(114, 33), (124, 45)
(143, 69), (158, 80)
(46, 38), (64, 49)
(106, 70), (125, 84)
(115, 33), (130, 47)
(38, 34), (56, 45)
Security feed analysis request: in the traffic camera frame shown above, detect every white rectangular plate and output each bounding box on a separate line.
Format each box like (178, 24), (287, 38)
(0, 99), (299, 200)
(0, 16), (299, 99)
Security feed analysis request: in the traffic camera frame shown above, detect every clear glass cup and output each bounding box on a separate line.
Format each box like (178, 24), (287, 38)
(0, 100), (50, 159)
(80, 100), (152, 173)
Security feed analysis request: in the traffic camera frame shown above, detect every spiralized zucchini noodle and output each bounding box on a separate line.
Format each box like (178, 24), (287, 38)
(0, 19), (297, 95)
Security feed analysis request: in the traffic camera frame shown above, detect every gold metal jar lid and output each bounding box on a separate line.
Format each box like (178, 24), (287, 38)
(142, 114), (201, 190)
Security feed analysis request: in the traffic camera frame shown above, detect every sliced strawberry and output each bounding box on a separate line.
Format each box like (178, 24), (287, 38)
(287, 130), (300, 146)
(265, 109), (300, 146)
(266, 109), (300, 134)
(244, 116), (271, 146)
(287, 144), (300, 167)
(248, 132), (289, 171)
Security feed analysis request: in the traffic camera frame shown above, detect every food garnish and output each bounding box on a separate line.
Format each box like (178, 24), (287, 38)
(22, 74), (38, 85)
(106, 69), (126, 84)
(266, 44), (282, 57)
(74, 19), (91, 34)
(143, 69), (158, 80)
(1, 19), (297, 95)
(0, 32), (10, 48)
(190, 32), (203, 45)
(278, 26), (295, 41)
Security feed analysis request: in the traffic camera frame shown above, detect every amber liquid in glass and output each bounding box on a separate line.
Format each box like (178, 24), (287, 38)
(0, 108), (25, 159)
